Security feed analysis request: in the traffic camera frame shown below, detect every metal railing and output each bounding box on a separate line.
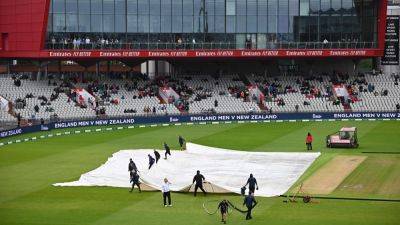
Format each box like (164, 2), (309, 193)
(45, 41), (377, 50)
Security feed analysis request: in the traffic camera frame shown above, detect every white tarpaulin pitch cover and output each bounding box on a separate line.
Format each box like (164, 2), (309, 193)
(54, 143), (320, 197)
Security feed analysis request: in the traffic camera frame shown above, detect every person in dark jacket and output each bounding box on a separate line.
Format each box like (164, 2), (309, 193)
(164, 142), (171, 159)
(218, 199), (229, 224)
(178, 135), (185, 150)
(128, 158), (137, 173)
(154, 149), (161, 163)
(244, 174), (259, 194)
(192, 170), (206, 196)
(129, 171), (141, 193)
(243, 192), (257, 220)
(148, 154), (155, 169)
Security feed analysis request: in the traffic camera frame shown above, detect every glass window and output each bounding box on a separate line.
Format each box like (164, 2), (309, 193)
(247, 16), (257, 33)
(237, 0), (246, 15)
(115, 14), (126, 32)
(278, 15), (288, 33)
(115, 0), (126, 14)
(150, 15), (160, 33)
(91, 14), (103, 32)
(161, 0), (172, 15)
(205, 0), (214, 16)
(258, 16), (268, 33)
(103, 0), (115, 14)
(331, 0), (341, 12)
(258, 0), (268, 15)
(226, 0), (235, 16)
(150, 0), (160, 15)
(79, 0), (90, 14)
(300, 0), (309, 16)
(103, 14), (114, 32)
(161, 15), (172, 33)
(215, 15), (224, 32)
(247, 0), (257, 16)
(279, 0), (289, 15)
(289, 0), (299, 15)
(226, 15), (235, 33)
(342, 0), (353, 10)
(127, 14), (138, 32)
(268, 0), (278, 15)
(65, 0), (77, 14)
(183, 16), (193, 32)
(53, 0), (65, 13)
(207, 15), (215, 32)
(236, 34), (246, 49)
(79, 14), (90, 32)
(309, 0), (320, 14)
(138, 15), (149, 32)
(215, 0), (225, 15)
(236, 15), (246, 33)
(47, 13), (53, 32)
(127, 0), (138, 14)
(172, 15), (183, 32)
(183, 0), (193, 16)
(91, 0), (103, 14)
(138, 0), (149, 14)
(268, 15), (277, 33)
(172, 1), (182, 15)
(257, 34), (267, 49)
(320, 0), (330, 14)
(53, 13), (65, 32)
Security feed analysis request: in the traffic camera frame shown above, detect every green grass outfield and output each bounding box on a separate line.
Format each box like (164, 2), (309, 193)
(0, 120), (399, 225)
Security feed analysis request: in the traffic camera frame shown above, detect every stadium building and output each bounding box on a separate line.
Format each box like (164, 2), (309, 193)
(0, 0), (391, 75)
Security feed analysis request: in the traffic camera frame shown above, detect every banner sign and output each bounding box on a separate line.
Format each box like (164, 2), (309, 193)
(0, 125), (49, 139)
(45, 49), (381, 59)
(1, 112), (400, 139)
(381, 16), (400, 65)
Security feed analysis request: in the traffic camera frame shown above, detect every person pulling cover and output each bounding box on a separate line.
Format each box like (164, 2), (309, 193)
(218, 199), (229, 224)
(192, 170), (207, 196)
(164, 142), (171, 159)
(154, 149), (161, 163)
(244, 174), (259, 194)
(129, 170), (141, 193)
(243, 192), (257, 220)
(128, 158), (137, 173)
(148, 154), (155, 169)
(178, 135), (186, 150)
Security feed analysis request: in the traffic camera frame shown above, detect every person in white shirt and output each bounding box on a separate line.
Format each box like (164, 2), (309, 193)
(162, 178), (172, 207)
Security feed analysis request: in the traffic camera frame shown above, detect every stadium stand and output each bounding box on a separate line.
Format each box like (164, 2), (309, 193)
(0, 72), (399, 130)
